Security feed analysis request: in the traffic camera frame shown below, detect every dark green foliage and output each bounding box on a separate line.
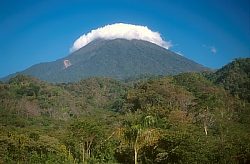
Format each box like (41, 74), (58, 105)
(207, 58), (250, 102)
(60, 77), (127, 110)
(0, 75), (127, 120)
(0, 58), (249, 163)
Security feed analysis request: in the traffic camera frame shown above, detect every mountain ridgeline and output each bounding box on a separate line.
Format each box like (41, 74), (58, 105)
(3, 39), (208, 83)
(0, 58), (249, 163)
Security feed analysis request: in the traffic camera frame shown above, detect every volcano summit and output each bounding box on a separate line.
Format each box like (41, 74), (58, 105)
(3, 24), (208, 83)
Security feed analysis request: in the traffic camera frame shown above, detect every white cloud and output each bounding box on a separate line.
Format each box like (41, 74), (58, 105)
(70, 23), (172, 52)
(202, 44), (217, 54)
(176, 51), (184, 56)
(210, 46), (217, 54)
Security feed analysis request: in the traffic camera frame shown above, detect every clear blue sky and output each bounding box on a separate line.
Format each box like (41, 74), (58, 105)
(0, 0), (249, 77)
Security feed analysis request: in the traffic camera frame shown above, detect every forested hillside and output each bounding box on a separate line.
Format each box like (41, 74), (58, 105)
(0, 59), (249, 163)
(207, 58), (250, 102)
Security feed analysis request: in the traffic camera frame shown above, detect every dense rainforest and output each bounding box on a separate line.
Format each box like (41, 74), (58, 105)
(0, 58), (249, 163)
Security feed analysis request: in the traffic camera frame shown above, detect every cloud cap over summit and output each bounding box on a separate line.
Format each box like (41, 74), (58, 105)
(70, 23), (171, 52)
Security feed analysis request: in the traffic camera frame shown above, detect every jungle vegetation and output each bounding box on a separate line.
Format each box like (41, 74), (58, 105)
(0, 58), (249, 163)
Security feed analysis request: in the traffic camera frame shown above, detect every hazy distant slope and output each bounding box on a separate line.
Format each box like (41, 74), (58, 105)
(3, 39), (208, 83)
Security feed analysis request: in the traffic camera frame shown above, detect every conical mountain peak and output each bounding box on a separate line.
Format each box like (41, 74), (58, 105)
(3, 39), (208, 83)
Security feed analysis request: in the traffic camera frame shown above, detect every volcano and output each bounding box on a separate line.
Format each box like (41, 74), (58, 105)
(3, 39), (208, 83)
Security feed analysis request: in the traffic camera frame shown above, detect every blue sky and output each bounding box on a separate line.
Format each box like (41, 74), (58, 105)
(0, 0), (249, 77)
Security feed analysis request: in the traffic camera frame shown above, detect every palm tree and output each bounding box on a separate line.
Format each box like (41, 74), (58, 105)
(121, 114), (160, 164)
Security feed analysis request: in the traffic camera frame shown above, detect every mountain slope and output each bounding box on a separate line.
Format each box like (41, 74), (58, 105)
(207, 58), (250, 102)
(3, 39), (208, 83)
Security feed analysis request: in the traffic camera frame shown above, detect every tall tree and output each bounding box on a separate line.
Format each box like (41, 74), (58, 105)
(120, 114), (160, 164)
